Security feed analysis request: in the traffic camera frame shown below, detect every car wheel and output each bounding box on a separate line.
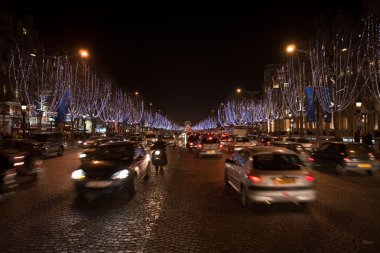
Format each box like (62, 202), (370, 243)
(144, 162), (150, 179)
(240, 185), (252, 208)
(155, 165), (159, 172)
(129, 174), (138, 195)
(335, 164), (346, 175)
(57, 146), (64, 157)
(366, 170), (374, 176)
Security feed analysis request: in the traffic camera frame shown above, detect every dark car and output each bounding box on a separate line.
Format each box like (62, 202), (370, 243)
(72, 141), (151, 196)
(310, 142), (379, 175)
(79, 137), (126, 161)
(28, 132), (65, 157)
(0, 139), (43, 176)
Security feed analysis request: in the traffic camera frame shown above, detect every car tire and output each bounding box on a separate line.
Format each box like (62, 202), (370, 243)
(144, 162), (150, 179)
(155, 165), (159, 172)
(299, 201), (314, 209)
(240, 185), (252, 208)
(128, 174), (137, 195)
(57, 146), (64, 157)
(335, 164), (346, 175)
(366, 170), (374, 176)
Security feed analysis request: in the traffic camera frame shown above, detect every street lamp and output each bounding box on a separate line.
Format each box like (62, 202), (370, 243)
(78, 49), (89, 59)
(21, 101), (27, 139)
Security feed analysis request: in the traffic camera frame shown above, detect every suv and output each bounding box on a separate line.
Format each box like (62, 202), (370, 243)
(29, 132), (65, 157)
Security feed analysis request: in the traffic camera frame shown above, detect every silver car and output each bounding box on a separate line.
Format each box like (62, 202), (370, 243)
(224, 146), (316, 208)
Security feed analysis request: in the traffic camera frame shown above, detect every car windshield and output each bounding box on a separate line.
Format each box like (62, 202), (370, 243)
(253, 154), (303, 170)
(201, 138), (220, 144)
(297, 138), (310, 143)
(129, 136), (142, 141)
(29, 134), (49, 142)
(145, 134), (156, 138)
(93, 145), (134, 160)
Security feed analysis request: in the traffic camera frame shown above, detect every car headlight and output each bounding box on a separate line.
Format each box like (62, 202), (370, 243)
(79, 153), (87, 158)
(154, 150), (161, 155)
(78, 140), (83, 144)
(72, 169), (85, 180)
(111, 169), (130, 179)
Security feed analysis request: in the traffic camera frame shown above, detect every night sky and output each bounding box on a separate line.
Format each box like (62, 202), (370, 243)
(5, 0), (363, 125)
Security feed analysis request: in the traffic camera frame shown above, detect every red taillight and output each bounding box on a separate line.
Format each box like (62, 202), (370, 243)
(218, 144), (222, 149)
(189, 142), (194, 147)
(307, 157), (314, 162)
(198, 144), (203, 149)
(248, 173), (262, 183)
(344, 157), (351, 162)
(305, 173), (315, 182)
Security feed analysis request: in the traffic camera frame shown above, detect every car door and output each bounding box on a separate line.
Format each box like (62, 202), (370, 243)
(135, 144), (148, 179)
(226, 153), (242, 189)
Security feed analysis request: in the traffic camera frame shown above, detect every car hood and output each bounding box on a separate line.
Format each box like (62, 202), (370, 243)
(80, 159), (133, 177)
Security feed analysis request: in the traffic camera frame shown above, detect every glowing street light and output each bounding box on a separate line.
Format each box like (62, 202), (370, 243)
(78, 49), (89, 58)
(286, 44), (296, 53)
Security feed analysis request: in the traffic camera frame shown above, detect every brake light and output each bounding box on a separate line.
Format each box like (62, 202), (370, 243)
(305, 173), (315, 182)
(198, 144), (203, 149)
(344, 157), (351, 162)
(248, 173), (262, 183)
(307, 157), (314, 162)
(189, 142), (194, 146)
(218, 144), (222, 149)
(234, 144), (238, 147)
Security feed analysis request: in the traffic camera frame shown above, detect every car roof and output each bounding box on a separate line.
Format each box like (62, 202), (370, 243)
(272, 141), (301, 145)
(246, 146), (297, 156)
(98, 141), (136, 147)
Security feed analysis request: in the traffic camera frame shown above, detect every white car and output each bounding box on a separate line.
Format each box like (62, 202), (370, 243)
(224, 146), (316, 208)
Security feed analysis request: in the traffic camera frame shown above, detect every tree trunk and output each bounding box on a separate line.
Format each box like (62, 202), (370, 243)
(91, 118), (96, 134)
(299, 110), (304, 137)
(333, 111), (340, 138)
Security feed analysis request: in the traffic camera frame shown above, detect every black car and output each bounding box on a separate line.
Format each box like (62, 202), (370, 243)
(28, 132), (65, 157)
(310, 142), (379, 175)
(0, 139), (43, 176)
(72, 141), (151, 196)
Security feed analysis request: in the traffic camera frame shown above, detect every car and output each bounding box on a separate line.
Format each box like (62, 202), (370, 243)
(0, 139), (43, 176)
(83, 135), (104, 148)
(195, 137), (222, 158)
(224, 146), (316, 208)
(144, 133), (158, 146)
(28, 132), (65, 157)
(296, 138), (315, 152)
(226, 136), (254, 152)
(160, 134), (176, 147)
(272, 141), (313, 167)
(256, 136), (281, 146)
(186, 134), (200, 151)
(310, 142), (379, 175)
(72, 141), (151, 196)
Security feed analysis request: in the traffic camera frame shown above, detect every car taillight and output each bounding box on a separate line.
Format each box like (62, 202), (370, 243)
(198, 144), (203, 149)
(344, 157), (351, 162)
(307, 157), (314, 162)
(234, 144), (238, 147)
(218, 144), (222, 149)
(305, 173), (315, 182)
(248, 173), (262, 183)
(189, 142), (194, 146)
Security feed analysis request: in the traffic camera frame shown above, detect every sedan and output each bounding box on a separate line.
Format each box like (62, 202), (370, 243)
(72, 142), (151, 196)
(224, 147), (316, 208)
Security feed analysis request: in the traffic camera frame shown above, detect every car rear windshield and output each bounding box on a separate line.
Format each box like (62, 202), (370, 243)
(346, 144), (370, 154)
(253, 154), (303, 170)
(201, 138), (220, 144)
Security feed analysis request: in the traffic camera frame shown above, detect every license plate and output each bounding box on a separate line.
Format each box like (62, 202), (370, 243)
(358, 164), (371, 168)
(273, 177), (295, 185)
(86, 181), (113, 188)
(207, 150), (215, 154)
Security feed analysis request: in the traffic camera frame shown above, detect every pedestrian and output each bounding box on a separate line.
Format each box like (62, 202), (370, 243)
(354, 130), (360, 143)
(366, 133), (373, 151)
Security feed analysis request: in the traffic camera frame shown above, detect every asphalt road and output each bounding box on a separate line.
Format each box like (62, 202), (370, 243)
(0, 147), (380, 252)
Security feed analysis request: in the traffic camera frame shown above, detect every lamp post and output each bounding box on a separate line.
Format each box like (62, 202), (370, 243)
(21, 101), (27, 139)
(82, 115), (87, 134)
